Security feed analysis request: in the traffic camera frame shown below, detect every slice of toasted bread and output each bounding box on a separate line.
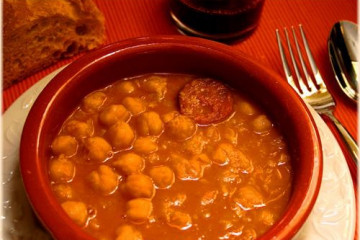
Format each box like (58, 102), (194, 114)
(3, 0), (106, 89)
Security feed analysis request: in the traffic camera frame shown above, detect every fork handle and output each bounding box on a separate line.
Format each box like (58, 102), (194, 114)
(323, 111), (358, 166)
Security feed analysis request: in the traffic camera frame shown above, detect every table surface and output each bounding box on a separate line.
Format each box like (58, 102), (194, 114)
(2, 0), (358, 237)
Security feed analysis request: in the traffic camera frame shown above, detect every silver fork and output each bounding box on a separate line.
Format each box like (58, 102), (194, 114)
(276, 25), (358, 166)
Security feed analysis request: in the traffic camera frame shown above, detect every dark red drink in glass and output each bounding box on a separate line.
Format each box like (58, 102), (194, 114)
(170, 0), (265, 41)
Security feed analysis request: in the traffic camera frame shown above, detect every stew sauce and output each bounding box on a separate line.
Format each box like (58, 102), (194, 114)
(48, 74), (292, 240)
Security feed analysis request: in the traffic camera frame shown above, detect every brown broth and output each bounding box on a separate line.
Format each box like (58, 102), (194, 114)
(49, 73), (292, 240)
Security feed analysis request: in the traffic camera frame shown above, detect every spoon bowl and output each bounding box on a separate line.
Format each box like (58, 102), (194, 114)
(328, 21), (358, 103)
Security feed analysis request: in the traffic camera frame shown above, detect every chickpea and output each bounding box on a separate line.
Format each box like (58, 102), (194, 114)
(149, 166), (175, 189)
(230, 201), (244, 219)
(116, 81), (135, 94)
(233, 185), (264, 210)
(105, 121), (135, 150)
(161, 111), (178, 123)
(61, 201), (88, 226)
(51, 135), (78, 157)
(260, 210), (274, 226)
(49, 155), (75, 183)
(279, 153), (290, 165)
(237, 101), (257, 116)
(81, 91), (107, 113)
(84, 137), (112, 162)
(125, 198), (153, 223)
(123, 174), (155, 199)
(64, 120), (93, 139)
(113, 153), (145, 175)
(219, 170), (238, 184)
(239, 228), (257, 240)
(142, 75), (167, 99)
(166, 210), (192, 230)
(171, 154), (210, 181)
(200, 190), (218, 206)
(213, 143), (253, 173)
(99, 105), (131, 127)
(116, 225), (143, 240)
(133, 137), (158, 155)
(222, 127), (238, 145)
(52, 184), (73, 200)
(212, 143), (231, 166)
(170, 154), (204, 180)
(205, 126), (221, 142)
(252, 115), (272, 133)
(88, 165), (119, 195)
(184, 134), (207, 155)
(166, 114), (196, 141)
(192, 153), (211, 167)
(122, 97), (146, 115)
(137, 112), (164, 136)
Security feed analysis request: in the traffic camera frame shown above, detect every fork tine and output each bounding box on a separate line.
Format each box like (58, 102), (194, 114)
(299, 25), (326, 88)
(291, 26), (318, 94)
(276, 29), (300, 95)
(284, 27), (311, 96)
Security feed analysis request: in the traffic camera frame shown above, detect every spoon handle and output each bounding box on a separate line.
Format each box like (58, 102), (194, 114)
(323, 111), (358, 166)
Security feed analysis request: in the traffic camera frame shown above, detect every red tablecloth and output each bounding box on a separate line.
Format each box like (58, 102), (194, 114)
(2, 0), (358, 237)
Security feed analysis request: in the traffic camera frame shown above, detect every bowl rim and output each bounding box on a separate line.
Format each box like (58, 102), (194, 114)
(20, 35), (322, 240)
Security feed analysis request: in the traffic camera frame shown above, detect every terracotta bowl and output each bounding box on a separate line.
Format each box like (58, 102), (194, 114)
(20, 36), (322, 240)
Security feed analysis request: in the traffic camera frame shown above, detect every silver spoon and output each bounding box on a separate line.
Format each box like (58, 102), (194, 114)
(328, 21), (358, 103)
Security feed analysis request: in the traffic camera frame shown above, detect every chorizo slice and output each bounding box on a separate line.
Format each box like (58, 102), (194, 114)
(179, 79), (234, 124)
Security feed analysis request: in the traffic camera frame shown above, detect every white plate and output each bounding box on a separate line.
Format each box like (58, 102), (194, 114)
(1, 67), (356, 240)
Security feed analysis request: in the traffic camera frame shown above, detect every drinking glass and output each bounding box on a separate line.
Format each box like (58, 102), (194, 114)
(170, 0), (266, 41)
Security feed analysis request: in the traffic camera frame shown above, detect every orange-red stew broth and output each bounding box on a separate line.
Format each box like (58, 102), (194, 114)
(48, 74), (292, 240)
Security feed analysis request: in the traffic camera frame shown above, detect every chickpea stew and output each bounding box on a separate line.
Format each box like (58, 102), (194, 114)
(48, 74), (293, 240)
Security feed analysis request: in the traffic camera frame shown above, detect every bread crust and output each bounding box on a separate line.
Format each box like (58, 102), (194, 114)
(3, 0), (105, 89)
